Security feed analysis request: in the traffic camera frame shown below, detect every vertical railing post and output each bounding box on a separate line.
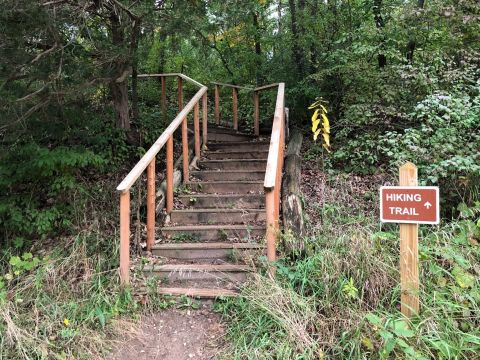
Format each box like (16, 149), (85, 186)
(214, 84), (220, 125)
(182, 115), (189, 183)
(161, 76), (167, 121)
(194, 101), (200, 158)
(232, 87), (238, 130)
(202, 93), (208, 148)
(119, 191), (130, 284)
(178, 76), (183, 111)
(166, 135), (174, 213)
(265, 189), (276, 275)
(146, 158), (155, 252)
(254, 91), (260, 136)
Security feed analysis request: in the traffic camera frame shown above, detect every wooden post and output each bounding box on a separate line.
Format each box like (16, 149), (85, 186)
(254, 91), (259, 136)
(232, 88), (238, 130)
(214, 84), (220, 125)
(166, 135), (174, 213)
(119, 191), (130, 284)
(146, 158), (155, 252)
(182, 116), (189, 183)
(161, 76), (167, 121)
(178, 76), (183, 111)
(202, 93), (208, 148)
(194, 101), (200, 158)
(399, 162), (419, 317)
(265, 189), (276, 266)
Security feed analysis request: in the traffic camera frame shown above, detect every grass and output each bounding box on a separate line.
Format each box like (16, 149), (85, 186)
(216, 172), (480, 359)
(0, 179), (177, 359)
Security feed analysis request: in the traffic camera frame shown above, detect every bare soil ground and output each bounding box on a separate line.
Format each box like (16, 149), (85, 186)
(108, 302), (225, 360)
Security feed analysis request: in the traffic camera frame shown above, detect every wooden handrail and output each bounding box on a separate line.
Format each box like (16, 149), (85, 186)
(117, 74), (208, 284)
(117, 87), (207, 192)
(138, 73), (206, 88)
(262, 83), (285, 272)
(254, 83), (280, 92)
(264, 83), (285, 189)
(211, 81), (253, 91)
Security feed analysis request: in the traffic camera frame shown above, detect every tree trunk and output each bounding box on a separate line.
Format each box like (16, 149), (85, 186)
(281, 129), (304, 256)
(288, 0), (305, 77)
(406, 0), (425, 64)
(253, 11), (264, 85)
(109, 12), (130, 130)
(373, 0), (387, 68)
(130, 18), (141, 124)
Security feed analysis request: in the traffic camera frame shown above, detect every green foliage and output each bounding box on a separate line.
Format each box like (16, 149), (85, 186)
(0, 144), (105, 244)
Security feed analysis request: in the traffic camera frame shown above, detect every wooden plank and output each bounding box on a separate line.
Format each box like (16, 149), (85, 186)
(254, 83), (279, 92)
(254, 91), (259, 136)
(211, 81), (253, 90)
(166, 135), (174, 213)
(153, 242), (265, 250)
(157, 287), (238, 298)
(182, 116), (189, 183)
(178, 74), (205, 88)
(138, 73), (206, 88)
(144, 264), (251, 272)
(202, 93), (208, 147)
(146, 158), (155, 251)
(137, 73), (180, 78)
(214, 84), (220, 125)
(232, 87), (238, 130)
(119, 191), (130, 284)
(264, 83), (285, 189)
(194, 101), (200, 158)
(399, 162), (420, 317)
(116, 87), (206, 192)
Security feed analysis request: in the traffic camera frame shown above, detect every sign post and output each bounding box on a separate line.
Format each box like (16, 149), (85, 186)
(380, 162), (440, 318)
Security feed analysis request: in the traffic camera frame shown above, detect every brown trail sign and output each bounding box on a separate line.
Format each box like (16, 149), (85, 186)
(380, 162), (440, 318)
(380, 186), (439, 224)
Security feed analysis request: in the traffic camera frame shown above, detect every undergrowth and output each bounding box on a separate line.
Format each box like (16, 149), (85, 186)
(217, 174), (480, 359)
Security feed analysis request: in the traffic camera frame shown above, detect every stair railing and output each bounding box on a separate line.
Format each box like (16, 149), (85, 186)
(116, 74), (207, 284)
(260, 83), (285, 266)
(212, 81), (285, 265)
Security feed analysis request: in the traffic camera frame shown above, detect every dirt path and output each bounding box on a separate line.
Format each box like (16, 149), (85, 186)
(109, 302), (226, 360)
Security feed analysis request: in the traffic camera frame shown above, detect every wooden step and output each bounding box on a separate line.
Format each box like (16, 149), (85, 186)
(190, 170), (265, 181)
(143, 264), (251, 282)
(170, 208), (266, 224)
(188, 181), (263, 194)
(161, 224), (264, 241)
(204, 150), (269, 160)
(207, 132), (255, 142)
(199, 159), (267, 171)
(207, 141), (270, 152)
(151, 242), (265, 260)
(157, 287), (238, 298)
(177, 194), (264, 208)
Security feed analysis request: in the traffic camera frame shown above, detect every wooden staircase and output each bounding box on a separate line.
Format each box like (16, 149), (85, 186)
(115, 74), (286, 299)
(148, 126), (269, 297)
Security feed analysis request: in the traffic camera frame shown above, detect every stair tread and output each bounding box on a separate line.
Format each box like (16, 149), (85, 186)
(161, 224), (264, 230)
(152, 242), (264, 249)
(177, 193), (262, 198)
(189, 180), (263, 184)
(200, 159), (266, 163)
(143, 264), (251, 271)
(191, 170), (265, 173)
(157, 287), (238, 297)
(170, 208), (264, 213)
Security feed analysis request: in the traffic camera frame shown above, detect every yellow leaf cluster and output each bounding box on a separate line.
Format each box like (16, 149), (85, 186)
(309, 99), (331, 152)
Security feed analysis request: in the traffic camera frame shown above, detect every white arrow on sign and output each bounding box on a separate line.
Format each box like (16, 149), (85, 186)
(424, 201), (432, 209)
